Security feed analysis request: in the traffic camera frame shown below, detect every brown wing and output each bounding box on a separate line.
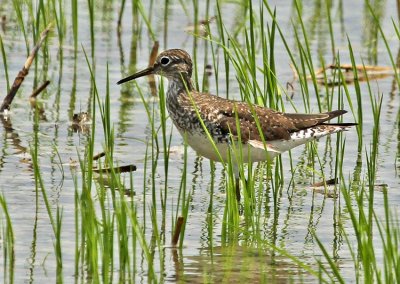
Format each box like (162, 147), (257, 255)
(192, 93), (347, 142)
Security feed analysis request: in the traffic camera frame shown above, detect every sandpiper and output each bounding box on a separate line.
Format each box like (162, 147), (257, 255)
(118, 49), (356, 201)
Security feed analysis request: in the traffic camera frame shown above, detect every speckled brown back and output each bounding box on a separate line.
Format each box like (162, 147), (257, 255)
(189, 92), (349, 142)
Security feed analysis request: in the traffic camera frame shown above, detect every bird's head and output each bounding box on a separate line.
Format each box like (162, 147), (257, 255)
(117, 49), (193, 85)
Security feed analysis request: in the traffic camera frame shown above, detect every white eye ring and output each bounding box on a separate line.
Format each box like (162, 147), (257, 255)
(160, 56), (170, 66)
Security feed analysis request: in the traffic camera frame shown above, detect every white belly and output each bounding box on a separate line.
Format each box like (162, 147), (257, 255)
(180, 130), (277, 163)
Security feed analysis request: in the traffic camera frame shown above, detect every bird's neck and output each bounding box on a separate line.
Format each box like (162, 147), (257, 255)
(166, 73), (194, 100)
(169, 72), (194, 90)
(166, 73), (195, 117)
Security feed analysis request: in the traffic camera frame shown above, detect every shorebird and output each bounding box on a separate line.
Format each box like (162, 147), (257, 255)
(118, 49), (356, 201)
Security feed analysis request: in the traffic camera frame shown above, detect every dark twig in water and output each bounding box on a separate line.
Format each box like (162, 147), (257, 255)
(171, 216), (184, 246)
(93, 164), (137, 174)
(0, 24), (52, 113)
(93, 152), (106, 161)
(1, 15), (6, 33)
(30, 80), (50, 99)
(117, 0), (126, 36)
(311, 178), (338, 187)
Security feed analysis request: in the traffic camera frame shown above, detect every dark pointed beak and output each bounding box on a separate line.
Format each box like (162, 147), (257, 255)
(117, 66), (155, 85)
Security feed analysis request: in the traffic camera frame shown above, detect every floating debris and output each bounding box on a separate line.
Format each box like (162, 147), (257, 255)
(290, 63), (397, 87)
(69, 158), (78, 169)
(185, 16), (216, 36)
(70, 112), (91, 133)
(314, 64), (396, 86)
(93, 164), (137, 174)
(30, 80), (50, 99)
(311, 178), (338, 187)
(0, 24), (52, 113)
(72, 112), (91, 125)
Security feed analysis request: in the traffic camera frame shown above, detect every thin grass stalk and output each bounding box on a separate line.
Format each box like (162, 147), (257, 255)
(373, 187), (400, 282)
(136, 82), (159, 151)
(293, 0), (321, 112)
(347, 39), (363, 151)
(215, 0), (230, 99)
(266, 10), (277, 109)
(325, 0), (335, 61)
(82, 47), (100, 281)
(0, 194), (14, 284)
(31, 108), (63, 279)
(96, 66), (116, 282)
(209, 26), (220, 97)
(158, 78), (170, 226)
(133, 0), (155, 41)
(149, 204), (164, 281)
(71, 0), (78, 55)
(128, 205), (156, 281)
(191, 0), (199, 90)
(87, 0), (95, 60)
(51, 0), (63, 47)
(315, 234), (345, 284)
(207, 160), (215, 248)
(12, 0), (29, 55)
(31, 0), (45, 89)
(365, 68), (383, 243)
(0, 35), (10, 94)
(73, 175), (80, 280)
(367, 2), (400, 90)
(247, 0), (257, 104)
(117, 0), (126, 32)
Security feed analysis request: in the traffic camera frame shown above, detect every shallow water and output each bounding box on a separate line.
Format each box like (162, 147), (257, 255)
(0, 0), (399, 283)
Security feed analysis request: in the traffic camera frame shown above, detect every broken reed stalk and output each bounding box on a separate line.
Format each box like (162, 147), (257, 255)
(30, 80), (50, 99)
(311, 178), (338, 187)
(149, 41), (159, 66)
(148, 41), (159, 96)
(171, 216), (184, 246)
(93, 151), (106, 161)
(93, 164), (137, 173)
(0, 24), (52, 113)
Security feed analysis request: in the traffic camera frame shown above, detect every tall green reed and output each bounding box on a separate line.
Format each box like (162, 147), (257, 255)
(0, 35), (9, 94)
(12, 0), (29, 56)
(0, 194), (14, 284)
(31, 108), (63, 281)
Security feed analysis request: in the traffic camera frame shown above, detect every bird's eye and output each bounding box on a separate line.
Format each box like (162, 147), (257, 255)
(160, 57), (170, 65)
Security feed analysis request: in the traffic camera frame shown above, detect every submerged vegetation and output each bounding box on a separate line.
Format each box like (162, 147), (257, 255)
(0, 0), (398, 282)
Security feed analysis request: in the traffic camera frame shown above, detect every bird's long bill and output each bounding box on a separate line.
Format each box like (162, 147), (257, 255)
(117, 66), (154, 85)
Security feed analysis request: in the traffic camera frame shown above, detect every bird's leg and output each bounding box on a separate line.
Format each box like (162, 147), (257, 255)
(235, 177), (241, 202)
(234, 165), (241, 202)
(234, 166), (249, 203)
